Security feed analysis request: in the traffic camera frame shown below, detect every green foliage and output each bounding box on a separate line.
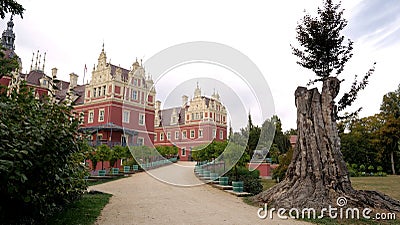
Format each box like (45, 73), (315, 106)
(192, 141), (227, 162)
(155, 145), (178, 157)
(226, 166), (263, 195)
(0, 45), (20, 78)
(96, 144), (111, 170)
(292, 0), (352, 79)
(272, 147), (293, 181)
(367, 165), (374, 172)
(109, 145), (127, 168)
(0, 84), (87, 222)
(0, 0), (25, 19)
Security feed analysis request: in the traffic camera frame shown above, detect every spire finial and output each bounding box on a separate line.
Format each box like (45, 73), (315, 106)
(35, 50), (39, 70)
(30, 52), (34, 72)
(38, 54), (41, 71)
(42, 52), (46, 71)
(102, 41), (104, 51)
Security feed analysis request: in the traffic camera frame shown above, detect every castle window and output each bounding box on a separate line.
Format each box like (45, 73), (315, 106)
(175, 131), (179, 140)
(132, 90), (138, 100)
(160, 133), (164, 141)
(98, 109), (105, 122)
(139, 114), (145, 126)
(137, 137), (144, 146)
(198, 129), (203, 138)
(103, 85), (106, 96)
(212, 129), (216, 138)
(123, 110), (130, 123)
(93, 88), (97, 97)
(88, 110), (94, 123)
(98, 87), (101, 97)
(190, 130), (195, 138)
(181, 148), (186, 156)
(182, 131), (187, 139)
(167, 132), (171, 140)
(219, 130), (223, 140)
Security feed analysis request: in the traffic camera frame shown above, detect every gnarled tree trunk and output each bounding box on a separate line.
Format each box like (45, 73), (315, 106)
(253, 77), (400, 212)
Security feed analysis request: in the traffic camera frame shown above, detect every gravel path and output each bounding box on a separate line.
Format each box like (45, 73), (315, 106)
(89, 161), (311, 225)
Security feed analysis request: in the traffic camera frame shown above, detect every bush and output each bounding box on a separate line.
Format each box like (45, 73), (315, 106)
(226, 166), (263, 195)
(0, 85), (88, 223)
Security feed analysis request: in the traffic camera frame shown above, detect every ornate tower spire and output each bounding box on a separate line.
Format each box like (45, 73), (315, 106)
(42, 52), (46, 71)
(97, 42), (107, 69)
(1, 16), (16, 51)
(194, 82), (201, 98)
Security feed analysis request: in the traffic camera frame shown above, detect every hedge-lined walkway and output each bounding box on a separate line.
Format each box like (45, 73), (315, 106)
(89, 161), (310, 225)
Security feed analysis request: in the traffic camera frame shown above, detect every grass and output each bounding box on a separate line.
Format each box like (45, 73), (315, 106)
(253, 176), (400, 225)
(260, 178), (277, 191)
(351, 175), (400, 201)
(47, 192), (112, 225)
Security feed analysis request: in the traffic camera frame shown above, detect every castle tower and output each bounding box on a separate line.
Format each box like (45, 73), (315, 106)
(1, 16), (16, 51)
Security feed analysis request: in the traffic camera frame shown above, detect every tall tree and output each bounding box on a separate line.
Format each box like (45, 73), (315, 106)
(379, 85), (400, 174)
(254, 0), (400, 212)
(0, 0), (24, 19)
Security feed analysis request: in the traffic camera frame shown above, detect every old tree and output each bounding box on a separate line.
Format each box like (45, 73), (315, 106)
(253, 0), (400, 212)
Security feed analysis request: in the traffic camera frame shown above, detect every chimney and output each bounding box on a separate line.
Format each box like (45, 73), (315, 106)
(69, 72), (78, 88)
(182, 95), (188, 107)
(51, 67), (58, 78)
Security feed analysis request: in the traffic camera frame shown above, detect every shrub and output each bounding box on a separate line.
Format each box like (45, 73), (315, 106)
(0, 85), (87, 223)
(226, 166), (263, 195)
(367, 165), (374, 173)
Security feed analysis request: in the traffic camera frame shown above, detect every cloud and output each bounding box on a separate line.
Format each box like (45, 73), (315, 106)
(347, 0), (400, 48)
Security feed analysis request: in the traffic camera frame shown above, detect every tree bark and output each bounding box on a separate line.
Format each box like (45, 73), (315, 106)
(253, 77), (400, 212)
(391, 151), (396, 175)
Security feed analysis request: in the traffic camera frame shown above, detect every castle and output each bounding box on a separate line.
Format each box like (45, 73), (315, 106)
(0, 17), (227, 160)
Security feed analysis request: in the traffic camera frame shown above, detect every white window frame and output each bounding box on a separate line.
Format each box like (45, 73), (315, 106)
(175, 131), (179, 140)
(198, 129), (203, 138)
(137, 137), (144, 146)
(182, 131), (187, 139)
(154, 133), (157, 141)
(167, 132), (171, 140)
(88, 110), (94, 123)
(219, 130), (223, 140)
(190, 130), (195, 138)
(123, 110), (130, 123)
(98, 109), (105, 122)
(93, 88), (97, 97)
(132, 90), (138, 100)
(212, 129), (216, 138)
(181, 147), (186, 156)
(160, 133), (164, 141)
(139, 113), (145, 126)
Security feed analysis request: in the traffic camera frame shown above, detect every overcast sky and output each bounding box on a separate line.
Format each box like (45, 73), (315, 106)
(2, 0), (400, 131)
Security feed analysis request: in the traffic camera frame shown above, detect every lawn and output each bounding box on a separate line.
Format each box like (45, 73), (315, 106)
(351, 175), (400, 201)
(47, 192), (111, 225)
(257, 176), (400, 225)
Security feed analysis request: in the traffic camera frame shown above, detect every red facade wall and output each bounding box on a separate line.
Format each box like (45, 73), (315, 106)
(154, 123), (227, 161)
(247, 163), (279, 178)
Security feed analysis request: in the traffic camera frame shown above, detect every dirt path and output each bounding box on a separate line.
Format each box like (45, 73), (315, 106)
(90, 162), (311, 225)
